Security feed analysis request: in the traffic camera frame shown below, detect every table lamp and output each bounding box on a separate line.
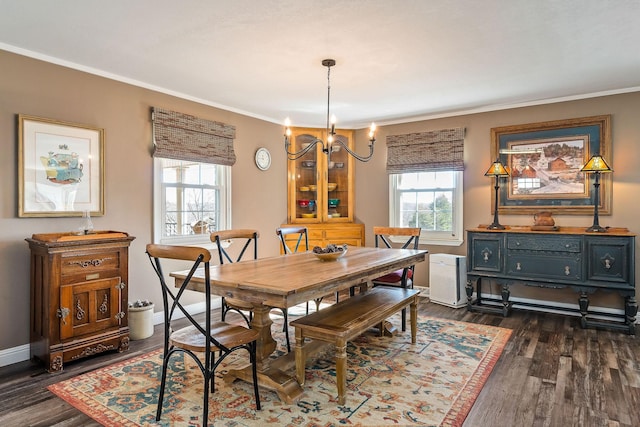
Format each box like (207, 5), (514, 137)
(580, 153), (612, 232)
(485, 158), (510, 230)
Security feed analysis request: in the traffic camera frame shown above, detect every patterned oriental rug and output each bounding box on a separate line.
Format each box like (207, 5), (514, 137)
(48, 314), (511, 427)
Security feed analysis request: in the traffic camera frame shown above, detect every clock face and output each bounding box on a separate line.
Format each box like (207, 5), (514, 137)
(255, 147), (271, 171)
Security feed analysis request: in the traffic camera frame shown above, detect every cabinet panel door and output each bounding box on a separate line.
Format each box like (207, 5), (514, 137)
(586, 237), (633, 286)
(59, 277), (121, 340)
(468, 233), (503, 273)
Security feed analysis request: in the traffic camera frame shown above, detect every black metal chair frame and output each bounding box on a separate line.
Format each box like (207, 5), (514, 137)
(212, 231), (258, 327)
(212, 230), (292, 353)
(147, 244), (261, 423)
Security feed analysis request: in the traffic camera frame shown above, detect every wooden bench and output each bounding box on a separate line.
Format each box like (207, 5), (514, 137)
(290, 286), (420, 405)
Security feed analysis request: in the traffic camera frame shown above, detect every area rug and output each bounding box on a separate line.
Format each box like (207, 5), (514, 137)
(48, 314), (511, 427)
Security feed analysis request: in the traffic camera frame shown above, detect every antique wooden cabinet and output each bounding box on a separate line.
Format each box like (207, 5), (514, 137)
(466, 226), (636, 333)
(26, 231), (135, 371)
(282, 127), (364, 249)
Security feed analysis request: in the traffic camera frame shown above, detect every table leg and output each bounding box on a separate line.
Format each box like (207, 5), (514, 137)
(295, 328), (305, 385)
(224, 304), (304, 404)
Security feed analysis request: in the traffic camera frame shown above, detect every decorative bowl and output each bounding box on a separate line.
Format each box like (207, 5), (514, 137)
(301, 213), (316, 218)
(301, 160), (315, 168)
(300, 186), (309, 192)
(309, 184), (317, 191)
(327, 183), (337, 191)
(298, 199), (310, 207)
(313, 246), (347, 261)
(328, 198), (340, 207)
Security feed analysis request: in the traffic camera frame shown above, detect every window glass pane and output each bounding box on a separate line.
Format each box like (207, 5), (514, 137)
(155, 158), (229, 244)
(434, 171), (454, 187)
(183, 163), (203, 185)
(201, 163), (217, 185)
(390, 170), (463, 246)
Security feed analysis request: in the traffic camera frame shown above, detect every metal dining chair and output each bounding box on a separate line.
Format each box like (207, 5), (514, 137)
(211, 229), (291, 352)
(276, 226), (340, 316)
(277, 226), (317, 314)
(146, 244), (261, 424)
(372, 226), (422, 331)
(210, 229), (259, 327)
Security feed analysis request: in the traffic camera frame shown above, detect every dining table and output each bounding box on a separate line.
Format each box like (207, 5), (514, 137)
(170, 245), (427, 403)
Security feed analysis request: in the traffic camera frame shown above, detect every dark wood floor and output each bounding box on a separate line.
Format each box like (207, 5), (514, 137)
(1, 299), (638, 427)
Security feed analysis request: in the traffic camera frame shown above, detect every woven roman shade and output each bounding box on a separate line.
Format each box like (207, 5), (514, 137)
(386, 127), (465, 174)
(151, 107), (236, 166)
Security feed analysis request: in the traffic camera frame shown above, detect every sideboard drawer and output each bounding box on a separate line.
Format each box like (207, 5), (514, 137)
(507, 235), (581, 253)
(506, 254), (582, 281)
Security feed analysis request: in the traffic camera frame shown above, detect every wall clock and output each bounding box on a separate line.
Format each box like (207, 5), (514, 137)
(255, 147), (271, 171)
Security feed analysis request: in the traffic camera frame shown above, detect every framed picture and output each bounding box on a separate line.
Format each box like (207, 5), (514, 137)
(18, 115), (105, 217)
(490, 115), (611, 215)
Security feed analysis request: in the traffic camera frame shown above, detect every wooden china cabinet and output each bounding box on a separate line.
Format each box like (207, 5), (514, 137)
(26, 231), (135, 371)
(282, 127), (364, 249)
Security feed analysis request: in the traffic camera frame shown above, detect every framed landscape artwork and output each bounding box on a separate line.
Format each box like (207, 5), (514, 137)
(490, 115), (611, 215)
(18, 114), (105, 217)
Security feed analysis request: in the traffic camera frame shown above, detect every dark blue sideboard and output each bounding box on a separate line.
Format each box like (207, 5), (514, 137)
(465, 226), (636, 334)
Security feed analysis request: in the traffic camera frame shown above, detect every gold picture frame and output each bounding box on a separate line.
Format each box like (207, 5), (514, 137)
(490, 115), (611, 215)
(18, 114), (105, 217)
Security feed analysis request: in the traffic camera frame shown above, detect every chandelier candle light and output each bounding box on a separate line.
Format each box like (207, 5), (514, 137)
(284, 59), (377, 162)
(580, 153), (612, 233)
(485, 158), (510, 230)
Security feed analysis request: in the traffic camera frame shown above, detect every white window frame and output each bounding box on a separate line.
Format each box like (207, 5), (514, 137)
(153, 157), (231, 246)
(389, 171), (464, 246)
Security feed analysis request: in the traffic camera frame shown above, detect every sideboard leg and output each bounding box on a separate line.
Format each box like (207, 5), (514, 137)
(625, 296), (637, 335)
(466, 277), (477, 309)
(500, 283), (511, 317)
(578, 292), (590, 329)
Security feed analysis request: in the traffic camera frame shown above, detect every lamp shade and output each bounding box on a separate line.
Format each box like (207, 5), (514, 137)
(580, 154), (612, 173)
(484, 159), (510, 177)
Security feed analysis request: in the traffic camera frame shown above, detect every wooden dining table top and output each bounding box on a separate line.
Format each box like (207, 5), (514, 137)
(171, 246), (428, 308)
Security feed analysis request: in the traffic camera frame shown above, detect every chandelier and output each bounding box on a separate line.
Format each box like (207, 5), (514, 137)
(284, 59), (377, 161)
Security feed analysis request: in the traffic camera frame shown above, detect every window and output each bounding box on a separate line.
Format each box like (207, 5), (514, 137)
(389, 171), (463, 246)
(153, 158), (231, 245)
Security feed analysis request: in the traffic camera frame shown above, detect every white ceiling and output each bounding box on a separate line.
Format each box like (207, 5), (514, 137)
(1, 0), (639, 129)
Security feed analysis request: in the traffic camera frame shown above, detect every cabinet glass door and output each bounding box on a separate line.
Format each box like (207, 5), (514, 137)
(293, 132), (320, 221)
(327, 132), (352, 222)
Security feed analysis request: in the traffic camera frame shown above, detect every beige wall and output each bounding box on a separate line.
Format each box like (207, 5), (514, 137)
(1, 49), (638, 355)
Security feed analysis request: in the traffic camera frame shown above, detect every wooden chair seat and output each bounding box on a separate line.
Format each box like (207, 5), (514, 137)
(170, 322), (260, 353)
(224, 298), (255, 312)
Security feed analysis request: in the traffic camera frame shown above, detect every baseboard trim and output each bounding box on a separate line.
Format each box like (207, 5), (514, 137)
(414, 286), (430, 297)
(0, 299), (219, 368)
(0, 344), (30, 368)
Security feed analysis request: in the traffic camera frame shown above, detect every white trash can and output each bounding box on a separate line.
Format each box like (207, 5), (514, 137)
(128, 302), (155, 340)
